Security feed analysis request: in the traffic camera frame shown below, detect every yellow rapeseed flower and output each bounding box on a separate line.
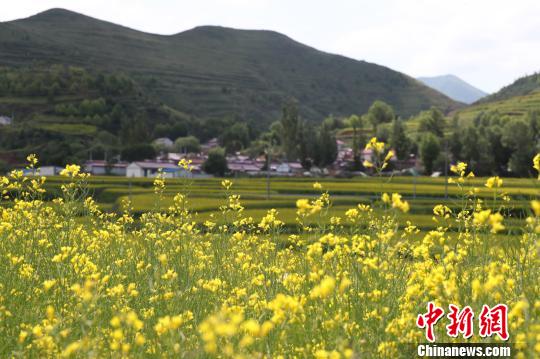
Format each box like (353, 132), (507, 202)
(533, 153), (540, 178)
(531, 200), (540, 217)
(310, 276), (336, 299)
(485, 176), (503, 188)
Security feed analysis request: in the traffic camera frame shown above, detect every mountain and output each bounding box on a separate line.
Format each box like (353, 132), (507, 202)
(476, 72), (540, 104)
(0, 8), (459, 128)
(417, 74), (487, 104)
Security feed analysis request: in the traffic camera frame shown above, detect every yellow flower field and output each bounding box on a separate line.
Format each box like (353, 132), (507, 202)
(0, 147), (538, 358)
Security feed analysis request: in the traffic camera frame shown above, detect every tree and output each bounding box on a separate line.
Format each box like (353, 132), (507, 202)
(527, 110), (540, 143)
(448, 115), (463, 161)
(484, 125), (511, 174)
(297, 119), (318, 169)
(449, 130), (462, 161)
(93, 131), (119, 161)
(174, 136), (201, 154)
(121, 144), (156, 162)
(460, 126), (481, 167)
(389, 118), (411, 159)
(202, 147), (228, 176)
(450, 112), (512, 176)
(419, 133), (440, 174)
(297, 119), (309, 169)
(347, 115), (364, 164)
(367, 100), (395, 132)
(265, 121), (283, 146)
(502, 118), (536, 176)
(220, 122), (250, 153)
(121, 115), (150, 144)
(376, 123), (392, 143)
(316, 121), (338, 167)
(418, 107), (445, 137)
(280, 99), (300, 161)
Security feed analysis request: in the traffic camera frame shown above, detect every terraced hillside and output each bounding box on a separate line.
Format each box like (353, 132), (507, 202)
(454, 72), (540, 123)
(0, 66), (191, 164)
(477, 72), (540, 104)
(456, 89), (540, 124)
(0, 8), (459, 127)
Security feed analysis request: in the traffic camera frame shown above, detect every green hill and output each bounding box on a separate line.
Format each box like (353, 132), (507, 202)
(456, 90), (540, 124)
(0, 65), (196, 165)
(0, 8), (459, 128)
(476, 72), (540, 104)
(455, 72), (540, 124)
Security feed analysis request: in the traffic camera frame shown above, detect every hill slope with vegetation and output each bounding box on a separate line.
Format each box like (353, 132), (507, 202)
(455, 90), (540, 123)
(454, 71), (540, 125)
(0, 8), (459, 128)
(477, 72), (540, 104)
(0, 65), (208, 165)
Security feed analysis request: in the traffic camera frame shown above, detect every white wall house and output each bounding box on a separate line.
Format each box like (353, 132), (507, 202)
(276, 163), (291, 174)
(39, 166), (59, 176)
(22, 166), (62, 176)
(126, 161), (181, 178)
(126, 163), (144, 178)
(275, 162), (303, 175)
(0, 116), (12, 126)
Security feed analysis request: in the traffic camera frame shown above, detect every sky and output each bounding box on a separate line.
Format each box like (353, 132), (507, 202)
(1, 0), (540, 93)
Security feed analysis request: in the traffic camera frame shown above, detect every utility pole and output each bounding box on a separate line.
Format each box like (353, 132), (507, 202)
(128, 177), (132, 203)
(266, 141), (272, 200)
(413, 173), (417, 199)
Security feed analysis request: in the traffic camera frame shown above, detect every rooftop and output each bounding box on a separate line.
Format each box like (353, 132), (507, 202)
(131, 161), (181, 170)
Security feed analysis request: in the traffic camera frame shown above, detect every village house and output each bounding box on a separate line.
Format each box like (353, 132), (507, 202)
(22, 166), (63, 176)
(309, 166), (324, 176)
(156, 153), (210, 177)
(361, 148), (374, 163)
(201, 138), (219, 153)
(228, 162), (261, 176)
(126, 161), (182, 178)
(125, 161), (211, 178)
(159, 152), (205, 166)
(85, 160), (128, 176)
(275, 162), (303, 175)
(336, 139), (347, 151)
(393, 154), (422, 172)
(226, 154), (262, 176)
(0, 116), (12, 126)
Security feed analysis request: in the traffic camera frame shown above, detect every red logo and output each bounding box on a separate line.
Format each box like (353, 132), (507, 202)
(446, 304), (474, 339)
(417, 303), (508, 342)
(416, 302), (445, 342)
(478, 304), (509, 340)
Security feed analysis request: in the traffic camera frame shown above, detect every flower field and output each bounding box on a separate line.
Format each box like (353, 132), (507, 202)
(0, 150), (539, 357)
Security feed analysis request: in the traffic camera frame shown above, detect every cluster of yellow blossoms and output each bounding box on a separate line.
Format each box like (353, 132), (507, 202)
(362, 137), (395, 172)
(0, 152), (538, 357)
